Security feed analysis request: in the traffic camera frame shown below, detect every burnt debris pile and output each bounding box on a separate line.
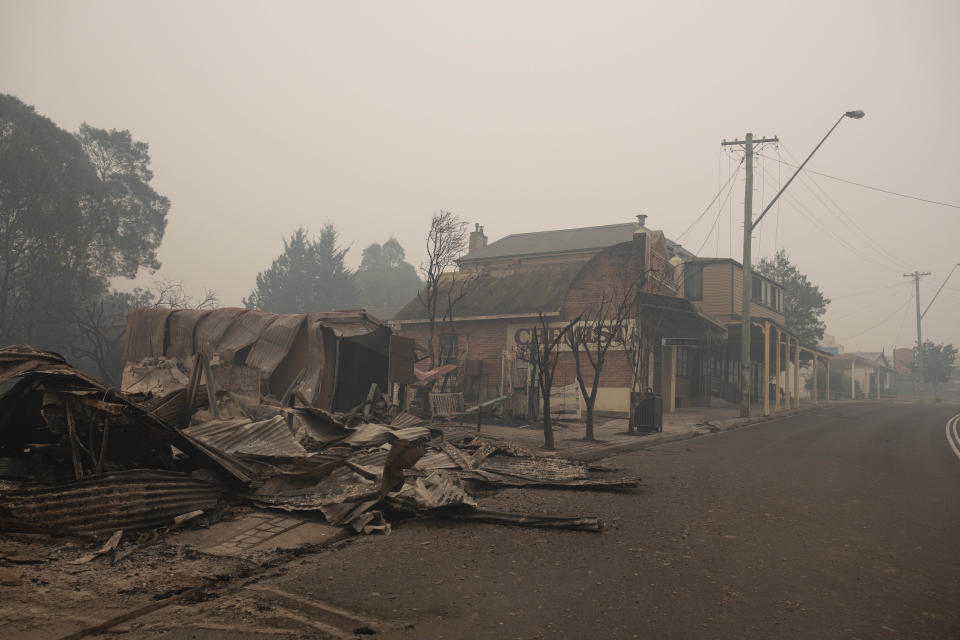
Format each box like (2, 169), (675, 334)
(0, 339), (637, 543)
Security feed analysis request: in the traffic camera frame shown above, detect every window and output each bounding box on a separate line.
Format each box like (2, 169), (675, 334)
(751, 276), (784, 313)
(439, 334), (458, 366)
(676, 347), (689, 378)
(684, 264), (703, 300)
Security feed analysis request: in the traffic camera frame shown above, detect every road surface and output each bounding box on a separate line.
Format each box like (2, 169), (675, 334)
(116, 402), (960, 639)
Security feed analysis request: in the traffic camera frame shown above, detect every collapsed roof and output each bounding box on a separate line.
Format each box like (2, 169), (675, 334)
(123, 308), (416, 412)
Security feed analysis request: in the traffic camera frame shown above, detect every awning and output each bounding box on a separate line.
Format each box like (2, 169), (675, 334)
(638, 293), (727, 341)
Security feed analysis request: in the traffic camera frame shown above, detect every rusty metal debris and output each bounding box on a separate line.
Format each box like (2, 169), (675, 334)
(1, 341), (635, 545)
(0, 469), (222, 535)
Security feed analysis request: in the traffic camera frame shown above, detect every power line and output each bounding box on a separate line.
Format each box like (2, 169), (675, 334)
(695, 162), (743, 255)
(755, 163), (905, 275)
(829, 280), (911, 301)
(829, 282), (912, 322)
(775, 144), (914, 272)
(892, 286), (913, 345)
(756, 153), (960, 209)
(677, 157), (744, 244)
(770, 144), (781, 252)
(836, 292), (915, 341)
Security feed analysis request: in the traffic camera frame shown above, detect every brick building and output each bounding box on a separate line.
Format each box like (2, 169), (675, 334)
(393, 218), (725, 416)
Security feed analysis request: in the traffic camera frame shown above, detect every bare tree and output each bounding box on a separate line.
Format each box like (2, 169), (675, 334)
(565, 279), (638, 441)
(529, 312), (581, 450)
(418, 211), (469, 369)
(71, 280), (218, 385)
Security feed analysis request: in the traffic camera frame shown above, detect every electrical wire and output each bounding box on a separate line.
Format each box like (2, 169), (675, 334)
(696, 161), (743, 256)
(836, 292), (915, 341)
(774, 144), (914, 272)
(774, 144), (782, 252)
(757, 153), (960, 209)
(676, 157), (744, 243)
(829, 280), (912, 301)
(892, 287), (913, 345)
(755, 163), (905, 275)
(829, 283), (912, 322)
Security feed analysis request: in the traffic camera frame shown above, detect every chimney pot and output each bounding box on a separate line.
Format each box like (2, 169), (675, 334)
(636, 214), (648, 227)
(468, 223), (488, 254)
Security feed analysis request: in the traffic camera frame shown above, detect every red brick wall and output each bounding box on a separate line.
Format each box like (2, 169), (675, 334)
(396, 233), (685, 409)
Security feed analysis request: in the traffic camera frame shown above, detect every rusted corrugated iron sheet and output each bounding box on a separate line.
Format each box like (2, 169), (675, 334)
(308, 310), (382, 337)
(0, 470), (221, 535)
(270, 313), (326, 408)
(184, 416), (307, 458)
(388, 335), (417, 385)
(0, 345), (253, 486)
(166, 309), (213, 360)
(390, 412), (424, 428)
(217, 310), (277, 359)
(246, 314), (305, 378)
(194, 308), (246, 357)
(123, 308), (173, 362)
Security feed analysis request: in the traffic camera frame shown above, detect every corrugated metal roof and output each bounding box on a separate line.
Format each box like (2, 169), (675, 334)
(166, 310), (213, 360)
(394, 262), (585, 321)
(184, 415), (307, 458)
(459, 222), (694, 264)
(245, 314), (304, 376)
(0, 469), (221, 535)
(123, 308), (173, 362)
(195, 308), (246, 357)
(460, 222), (642, 263)
(216, 310), (277, 358)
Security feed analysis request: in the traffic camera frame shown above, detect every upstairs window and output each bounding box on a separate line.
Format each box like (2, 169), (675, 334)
(684, 264), (703, 300)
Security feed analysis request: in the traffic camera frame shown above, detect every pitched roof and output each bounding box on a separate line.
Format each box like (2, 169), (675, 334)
(831, 352), (891, 370)
(459, 222), (694, 264)
(394, 262), (587, 322)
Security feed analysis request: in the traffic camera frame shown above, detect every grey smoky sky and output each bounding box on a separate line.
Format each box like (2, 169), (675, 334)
(1, 0), (958, 353)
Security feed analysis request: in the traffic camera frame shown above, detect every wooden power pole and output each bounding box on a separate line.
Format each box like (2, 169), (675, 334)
(722, 133), (778, 418)
(904, 270), (930, 378)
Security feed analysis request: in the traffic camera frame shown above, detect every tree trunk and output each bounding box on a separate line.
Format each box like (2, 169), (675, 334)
(542, 386), (554, 450)
(584, 401), (595, 441)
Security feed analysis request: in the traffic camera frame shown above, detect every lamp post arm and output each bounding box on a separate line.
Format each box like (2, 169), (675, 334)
(921, 263), (960, 320)
(752, 113), (847, 230)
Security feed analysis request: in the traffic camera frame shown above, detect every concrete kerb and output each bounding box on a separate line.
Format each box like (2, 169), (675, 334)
(566, 402), (836, 463)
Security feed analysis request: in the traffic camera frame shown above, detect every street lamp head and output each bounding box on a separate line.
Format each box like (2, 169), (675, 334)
(844, 110), (865, 119)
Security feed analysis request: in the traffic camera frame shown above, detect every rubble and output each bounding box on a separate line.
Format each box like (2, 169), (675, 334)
(1, 341), (638, 550)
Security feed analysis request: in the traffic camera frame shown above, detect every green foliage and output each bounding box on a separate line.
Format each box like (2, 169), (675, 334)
(355, 236), (422, 310)
(756, 249), (830, 347)
(244, 226), (357, 313)
(0, 94), (168, 353)
(76, 124), (169, 277)
(911, 340), (958, 393)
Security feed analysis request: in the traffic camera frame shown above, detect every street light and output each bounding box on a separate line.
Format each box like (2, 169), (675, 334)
(752, 110), (866, 229)
(738, 110), (864, 418)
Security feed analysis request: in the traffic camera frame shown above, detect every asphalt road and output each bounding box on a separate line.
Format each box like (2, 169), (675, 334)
(124, 402), (960, 639)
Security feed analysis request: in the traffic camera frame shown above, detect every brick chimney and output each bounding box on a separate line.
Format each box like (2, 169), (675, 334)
(468, 223), (488, 254)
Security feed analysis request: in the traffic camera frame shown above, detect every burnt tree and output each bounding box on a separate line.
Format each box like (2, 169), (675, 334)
(418, 210), (469, 369)
(530, 312), (581, 450)
(565, 278), (638, 441)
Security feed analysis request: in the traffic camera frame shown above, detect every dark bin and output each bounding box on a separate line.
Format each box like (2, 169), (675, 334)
(630, 391), (662, 434)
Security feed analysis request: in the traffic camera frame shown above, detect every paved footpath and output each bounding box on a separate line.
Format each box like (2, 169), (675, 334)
(467, 400), (825, 461)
